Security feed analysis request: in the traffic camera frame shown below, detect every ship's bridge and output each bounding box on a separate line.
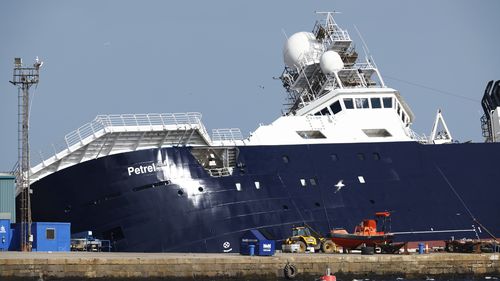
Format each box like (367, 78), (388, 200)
(246, 87), (421, 145)
(298, 87), (413, 123)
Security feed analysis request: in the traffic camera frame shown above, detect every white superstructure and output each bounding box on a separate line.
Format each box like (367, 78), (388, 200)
(246, 12), (420, 145)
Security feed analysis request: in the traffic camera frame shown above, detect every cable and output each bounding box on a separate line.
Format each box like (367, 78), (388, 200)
(28, 86), (37, 127)
(385, 75), (479, 103)
(435, 163), (497, 242)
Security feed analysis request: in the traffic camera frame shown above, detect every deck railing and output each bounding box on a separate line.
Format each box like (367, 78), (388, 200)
(212, 128), (244, 142)
(407, 128), (429, 144)
(33, 112), (209, 167)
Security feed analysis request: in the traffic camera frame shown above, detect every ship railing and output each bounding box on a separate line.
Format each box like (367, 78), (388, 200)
(330, 29), (350, 41)
(31, 112), (210, 171)
(324, 29), (351, 46)
(407, 128), (429, 144)
(10, 161), (19, 175)
(355, 62), (377, 70)
(95, 112), (205, 131)
(212, 128), (244, 142)
(313, 13), (351, 43)
(64, 112), (208, 146)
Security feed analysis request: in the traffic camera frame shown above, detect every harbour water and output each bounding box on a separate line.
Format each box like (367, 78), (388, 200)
(1, 277), (499, 281)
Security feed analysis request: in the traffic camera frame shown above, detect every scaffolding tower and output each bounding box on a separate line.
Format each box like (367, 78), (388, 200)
(9, 57), (43, 251)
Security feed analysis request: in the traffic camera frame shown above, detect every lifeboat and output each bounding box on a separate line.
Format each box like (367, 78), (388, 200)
(328, 212), (394, 250)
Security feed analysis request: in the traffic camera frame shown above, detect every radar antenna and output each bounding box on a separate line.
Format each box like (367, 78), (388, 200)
(9, 57), (43, 251)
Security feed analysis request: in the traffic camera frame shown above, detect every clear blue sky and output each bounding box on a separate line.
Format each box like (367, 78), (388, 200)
(1, 0), (499, 171)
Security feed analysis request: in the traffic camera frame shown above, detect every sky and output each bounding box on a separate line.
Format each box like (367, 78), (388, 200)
(1, 0), (499, 171)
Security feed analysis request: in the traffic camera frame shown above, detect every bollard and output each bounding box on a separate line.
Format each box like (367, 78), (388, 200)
(418, 243), (424, 254)
(249, 244), (255, 256)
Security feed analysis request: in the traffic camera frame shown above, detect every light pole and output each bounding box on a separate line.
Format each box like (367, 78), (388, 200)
(9, 57), (43, 251)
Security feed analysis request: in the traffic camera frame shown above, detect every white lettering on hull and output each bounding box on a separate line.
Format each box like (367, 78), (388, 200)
(127, 163), (157, 176)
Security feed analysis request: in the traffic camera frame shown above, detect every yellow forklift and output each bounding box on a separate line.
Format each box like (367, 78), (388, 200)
(284, 225), (336, 253)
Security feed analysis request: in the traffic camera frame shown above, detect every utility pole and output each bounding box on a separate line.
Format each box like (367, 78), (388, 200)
(9, 57), (43, 251)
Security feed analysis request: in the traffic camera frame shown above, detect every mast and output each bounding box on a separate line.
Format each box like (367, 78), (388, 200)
(279, 12), (384, 115)
(9, 57), (43, 251)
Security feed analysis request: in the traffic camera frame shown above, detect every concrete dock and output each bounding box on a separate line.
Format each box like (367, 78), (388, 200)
(0, 251), (499, 280)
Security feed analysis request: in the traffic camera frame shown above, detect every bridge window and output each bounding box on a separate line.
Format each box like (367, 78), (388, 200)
(320, 108), (331, 115)
(401, 112), (406, 123)
(344, 98), (354, 109)
(330, 101), (342, 114)
(296, 130), (326, 139)
(309, 178), (317, 186)
(373, 152), (381, 160)
(357, 153), (365, 160)
(371, 98), (382, 108)
(355, 98), (369, 109)
(382, 97), (392, 108)
(397, 103), (401, 115)
(331, 154), (339, 161)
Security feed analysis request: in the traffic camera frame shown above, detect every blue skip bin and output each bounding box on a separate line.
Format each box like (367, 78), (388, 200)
(240, 229), (275, 256)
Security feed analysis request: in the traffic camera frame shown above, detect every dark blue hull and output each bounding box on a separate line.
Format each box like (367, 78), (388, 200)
(30, 141), (500, 252)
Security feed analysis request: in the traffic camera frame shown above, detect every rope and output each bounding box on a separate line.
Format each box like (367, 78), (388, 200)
(434, 163), (497, 242)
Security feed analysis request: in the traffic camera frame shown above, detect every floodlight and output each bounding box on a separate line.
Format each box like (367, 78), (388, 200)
(14, 57), (22, 67)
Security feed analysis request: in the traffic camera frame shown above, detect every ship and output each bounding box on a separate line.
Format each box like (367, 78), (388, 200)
(27, 12), (500, 252)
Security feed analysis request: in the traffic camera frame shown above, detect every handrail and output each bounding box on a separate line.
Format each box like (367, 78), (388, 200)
(407, 128), (428, 144)
(212, 128), (243, 142)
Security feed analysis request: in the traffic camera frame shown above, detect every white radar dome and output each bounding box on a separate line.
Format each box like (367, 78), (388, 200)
(283, 32), (321, 68)
(320, 50), (344, 74)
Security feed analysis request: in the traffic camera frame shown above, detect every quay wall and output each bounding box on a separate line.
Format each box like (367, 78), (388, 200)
(0, 252), (499, 280)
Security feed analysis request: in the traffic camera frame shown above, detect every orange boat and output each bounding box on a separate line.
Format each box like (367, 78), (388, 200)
(328, 212), (394, 250)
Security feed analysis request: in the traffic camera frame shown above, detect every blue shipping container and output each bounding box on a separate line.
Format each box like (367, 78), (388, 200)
(32, 222), (71, 251)
(10, 222), (71, 251)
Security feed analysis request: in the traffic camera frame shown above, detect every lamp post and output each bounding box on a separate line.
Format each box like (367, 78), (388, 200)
(9, 57), (43, 251)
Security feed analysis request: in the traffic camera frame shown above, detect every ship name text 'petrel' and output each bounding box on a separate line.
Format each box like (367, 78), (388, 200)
(127, 163), (157, 176)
